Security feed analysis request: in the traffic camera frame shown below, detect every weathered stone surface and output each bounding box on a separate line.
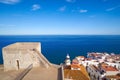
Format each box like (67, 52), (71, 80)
(2, 42), (50, 71)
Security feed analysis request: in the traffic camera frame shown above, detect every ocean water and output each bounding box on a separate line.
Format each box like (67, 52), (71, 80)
(0, 35), (120, 64)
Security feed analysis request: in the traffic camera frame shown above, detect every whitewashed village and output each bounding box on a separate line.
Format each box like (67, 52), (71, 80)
(0, 42), (120, 80)
(64, 52), (120, 80)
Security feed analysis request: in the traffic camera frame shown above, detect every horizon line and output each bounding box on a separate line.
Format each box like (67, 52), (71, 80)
(0, 34), (120, 36)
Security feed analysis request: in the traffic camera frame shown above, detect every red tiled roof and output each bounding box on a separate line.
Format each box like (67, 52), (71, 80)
(106, 74), (120, 79)
(72, 59), (79, 64)
(101, 63), (108, 66)
(64, 64), (90, 80)
(71, 64), (81, 69)
(102, 66), (118, 71)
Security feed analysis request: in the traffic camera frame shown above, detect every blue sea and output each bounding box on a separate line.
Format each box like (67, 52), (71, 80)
(0, 35), (120, 64)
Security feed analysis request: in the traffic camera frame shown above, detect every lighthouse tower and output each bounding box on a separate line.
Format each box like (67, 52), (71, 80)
(65, 54), (71, 66)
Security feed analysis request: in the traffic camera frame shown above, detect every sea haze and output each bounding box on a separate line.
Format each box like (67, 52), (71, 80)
(0, 35), (120, 64)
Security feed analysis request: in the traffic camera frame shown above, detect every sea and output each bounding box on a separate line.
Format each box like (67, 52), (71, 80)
(0, 35), (120, 65)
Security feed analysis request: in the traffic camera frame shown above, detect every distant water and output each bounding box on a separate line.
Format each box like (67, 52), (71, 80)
(0, 35), (120, 64)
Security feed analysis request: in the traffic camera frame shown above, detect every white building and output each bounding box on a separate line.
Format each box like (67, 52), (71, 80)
(87, 63), (120, 80)
(106, 62), (120, 70)
(75, 56), (99, 67)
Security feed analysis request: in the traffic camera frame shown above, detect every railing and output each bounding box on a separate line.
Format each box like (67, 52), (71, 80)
(15, 64), (33, 80)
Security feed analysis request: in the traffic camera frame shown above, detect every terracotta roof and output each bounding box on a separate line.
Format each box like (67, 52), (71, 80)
(72, 59), (79, 64)
(71, 64), (81, 69)
(64, 69), (90, 80)
(106, 75), (120, 79)
(64, 64), (90, 80)
(101, 63), (108, 66)
(101, 66), (118, 71)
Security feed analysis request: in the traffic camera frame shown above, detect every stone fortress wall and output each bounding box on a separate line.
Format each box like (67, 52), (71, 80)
(2, 42), (51, 71)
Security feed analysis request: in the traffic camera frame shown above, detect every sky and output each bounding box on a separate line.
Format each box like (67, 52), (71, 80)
(0, 0), (120, 35)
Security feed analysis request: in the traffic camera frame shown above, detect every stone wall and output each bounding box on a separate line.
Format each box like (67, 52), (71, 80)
(2, 42), (49, 71)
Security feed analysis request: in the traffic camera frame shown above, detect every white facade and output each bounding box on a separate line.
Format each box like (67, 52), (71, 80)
(87, 65), (101, 80)
(87, 64), (120, 80)
(106, 62), (120, 70)
(78, 60), (99, 67)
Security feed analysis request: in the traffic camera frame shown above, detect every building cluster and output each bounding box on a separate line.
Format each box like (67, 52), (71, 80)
(68, 52), (120, 80)
(63, 54), (90, 80)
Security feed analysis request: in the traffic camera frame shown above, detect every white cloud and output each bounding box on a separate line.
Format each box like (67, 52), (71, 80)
(0, 0), (20, 4)
(32, 4), (40, 11)
(106, 5), (120, 11)
(59, 6), (66, 12)
(79, 9), (88, 13)
(106, 7), (115, 11)
(66, 0), (76, 3)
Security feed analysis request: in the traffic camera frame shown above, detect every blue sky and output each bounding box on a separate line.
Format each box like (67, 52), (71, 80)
(0, 0), (120, 35)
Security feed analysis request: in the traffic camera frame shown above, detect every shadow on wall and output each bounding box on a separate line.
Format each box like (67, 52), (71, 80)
(57, 67), (63, 80)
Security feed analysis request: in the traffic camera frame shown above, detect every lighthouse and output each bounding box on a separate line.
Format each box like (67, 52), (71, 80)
(65, 54), (71, 66)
